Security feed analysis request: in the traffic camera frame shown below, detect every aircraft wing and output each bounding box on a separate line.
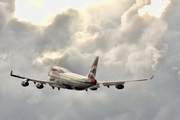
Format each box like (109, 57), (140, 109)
(98, 75), (154, 87)
(10, 70), (59, 85)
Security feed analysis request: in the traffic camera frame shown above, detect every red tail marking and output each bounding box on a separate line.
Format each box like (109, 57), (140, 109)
(51, 68), (58, 71)
(88, 78), (97, 85)
(90, 58), (98, 69)
(88, 57), (99, 79)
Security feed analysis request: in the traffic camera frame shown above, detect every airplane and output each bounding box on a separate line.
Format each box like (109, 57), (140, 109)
(10, 56), (154, 91)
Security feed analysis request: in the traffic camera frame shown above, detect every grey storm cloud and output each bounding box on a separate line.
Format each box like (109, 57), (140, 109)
(1, 0), (180, 120)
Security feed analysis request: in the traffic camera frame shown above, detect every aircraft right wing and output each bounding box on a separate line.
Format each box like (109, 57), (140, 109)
(98, 75), (154, 88)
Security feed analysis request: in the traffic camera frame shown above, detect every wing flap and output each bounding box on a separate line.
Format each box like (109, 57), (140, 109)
(101, 81), (125, 86)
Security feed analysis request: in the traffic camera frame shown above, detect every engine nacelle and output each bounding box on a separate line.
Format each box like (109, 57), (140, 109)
(36, 83), (44, 89)
(115, 84), (124, 89)
(21, 81), (29, 87)
(90, 88), (98, 91)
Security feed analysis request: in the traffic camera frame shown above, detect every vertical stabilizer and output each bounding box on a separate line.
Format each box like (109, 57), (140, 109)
(87, 56), (99, 79)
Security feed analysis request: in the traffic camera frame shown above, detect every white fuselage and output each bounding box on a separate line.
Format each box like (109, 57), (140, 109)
(48, 66), (94, 90)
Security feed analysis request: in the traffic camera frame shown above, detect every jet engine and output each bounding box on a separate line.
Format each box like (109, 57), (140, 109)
(90, 88), (98, 91)
(36, 83), (44, 89)
(21, 80), (29, 87)
(115, 84), (124, 89)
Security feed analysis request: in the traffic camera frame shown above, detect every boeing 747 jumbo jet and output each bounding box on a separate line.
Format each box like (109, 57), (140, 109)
(10, 57), (154, 91)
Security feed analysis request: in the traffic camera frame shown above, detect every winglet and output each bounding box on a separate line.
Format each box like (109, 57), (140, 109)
(150, 75), (154, 79)
(10, 70), (13, 76)
(10, 70), (26, 79)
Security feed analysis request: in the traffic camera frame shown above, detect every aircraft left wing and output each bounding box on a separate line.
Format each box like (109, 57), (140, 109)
(98, 75), (154, 88)
(10, 70), (59, 85)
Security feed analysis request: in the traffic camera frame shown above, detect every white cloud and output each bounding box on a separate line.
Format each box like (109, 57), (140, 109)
(178, 71), (180, 79)
(138, 0), (171, 18)
(172, 67), (177, 70)
(33, 51), (63, 65)
(1, 0), (180, 120)
(14, 0), (105, 25)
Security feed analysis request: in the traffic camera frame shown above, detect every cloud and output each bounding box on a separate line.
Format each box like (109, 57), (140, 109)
(138, 0), (171, 18)
(14, 0), (104, 25)
(1, 0), (180, 120)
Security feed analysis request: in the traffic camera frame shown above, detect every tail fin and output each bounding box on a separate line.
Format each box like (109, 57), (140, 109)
(87, 56), (99, 79)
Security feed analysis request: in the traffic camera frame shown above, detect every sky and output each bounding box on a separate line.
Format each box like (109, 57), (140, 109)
(0, 0), (180, 119)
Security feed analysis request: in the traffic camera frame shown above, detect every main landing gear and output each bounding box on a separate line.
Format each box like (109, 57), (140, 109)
(52, 86), (60, 90)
